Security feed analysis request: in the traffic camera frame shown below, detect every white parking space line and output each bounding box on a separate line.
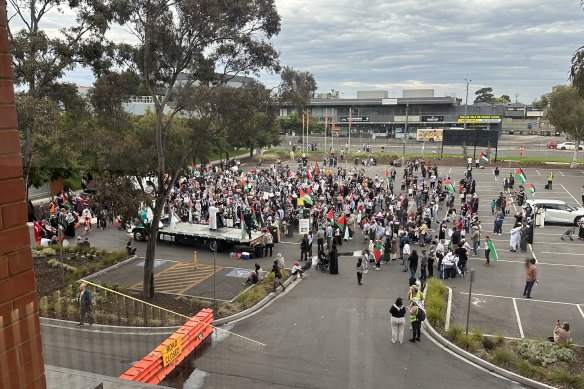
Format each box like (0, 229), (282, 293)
(539, 251), (584, 256)
(536, 170), (541, 176)
(512, 298), (525, 339)
(558, 171), (565, 177)
(578, 305), (584, 320)
(561, 184), (582, 206)
(486, 259), (584, 268)
(460, 292), (582, 307)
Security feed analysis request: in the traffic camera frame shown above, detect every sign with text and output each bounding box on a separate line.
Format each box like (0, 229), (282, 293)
(457, 115), (502, 124)
(299, 219), (310, 234)
(161, 337), (182, 367)
(339, 116), (370, 122)
(422, 115), (444, 122)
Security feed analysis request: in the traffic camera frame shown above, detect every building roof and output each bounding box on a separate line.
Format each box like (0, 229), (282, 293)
(307, 96), (456, 106)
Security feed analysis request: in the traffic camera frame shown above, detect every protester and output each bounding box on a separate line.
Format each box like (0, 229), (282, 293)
(77, 283), (95, 326)
(523, 258), (538, 298)
(389, 297), (407, 344)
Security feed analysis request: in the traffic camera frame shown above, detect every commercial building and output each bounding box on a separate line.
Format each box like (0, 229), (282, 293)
(280, 90), (505, 139)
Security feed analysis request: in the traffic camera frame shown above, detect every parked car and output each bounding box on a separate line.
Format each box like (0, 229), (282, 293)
(546, 141), (557, 149)
(557, 142), (583, 150)
(526, 199), (584, 226)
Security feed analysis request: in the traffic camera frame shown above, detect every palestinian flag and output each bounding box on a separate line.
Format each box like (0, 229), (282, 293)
(385, 167), (390, 177)
(241, 211), (248, 239)
(515, 168), (527, 184)
(327, 209), (334, 221)
(486, 239), (498, 262)
(241, 177), (247, 187)
(373, 242), (383, 263)
(336, 214), (346, 232)
(480, 152), (489, 164)
(526, 183), (536, 195)
(443, 179), (455, 194)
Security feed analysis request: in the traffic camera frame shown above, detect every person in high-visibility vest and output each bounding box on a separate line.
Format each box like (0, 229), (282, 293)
(547, 172), (554, 190)
(519, 146), (525, 157)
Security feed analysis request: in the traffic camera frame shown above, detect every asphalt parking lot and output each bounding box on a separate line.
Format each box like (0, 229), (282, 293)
(443, 165), (584, 344)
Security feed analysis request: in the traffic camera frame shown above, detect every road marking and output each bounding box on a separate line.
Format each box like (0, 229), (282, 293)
(578, 305), (584, 320)
(477, 258), (584, 268)
(561, 184), (582, 206)
(131, 263), (221, 294)
(528, 244), (537, 263)
(539, 251), (584, 256)
(448, 167), (451, 174)
(558, 170), (565, 176)
(536, 170), (541, 176)
(512, 298), (525, 339)
(460, 292), (581, 307)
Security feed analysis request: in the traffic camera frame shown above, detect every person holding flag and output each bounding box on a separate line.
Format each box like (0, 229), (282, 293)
(515, 168), (527, 185)
(484, 235), (497, 266)
(480, 152), (489, 164)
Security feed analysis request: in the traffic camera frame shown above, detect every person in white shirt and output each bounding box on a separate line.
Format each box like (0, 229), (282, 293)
(402, 242), (411, 272)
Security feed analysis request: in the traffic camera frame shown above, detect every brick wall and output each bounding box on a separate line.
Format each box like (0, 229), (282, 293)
(0, 1), (47, 388)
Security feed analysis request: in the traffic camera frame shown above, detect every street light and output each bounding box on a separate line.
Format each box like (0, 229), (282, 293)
(464, 79), (471, 130)
(402, 103), (409, 163)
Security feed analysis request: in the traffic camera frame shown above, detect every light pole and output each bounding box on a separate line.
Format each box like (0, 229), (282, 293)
(464, 79), (471, 130)
(402, 103), (409, 163)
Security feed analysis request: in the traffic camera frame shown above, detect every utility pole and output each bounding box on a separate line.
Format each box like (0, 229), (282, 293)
(464, 79), (471, 130)
(402, 103), (409, 163)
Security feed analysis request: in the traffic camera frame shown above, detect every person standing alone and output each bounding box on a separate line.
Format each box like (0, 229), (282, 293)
(523, 258), (538, 298)
(77, 283), (95, 326)
(389, 297), (407, 344)
(547, 172), (554, 190)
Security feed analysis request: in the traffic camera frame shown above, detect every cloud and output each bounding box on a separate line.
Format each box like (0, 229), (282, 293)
(8, 0), (584, 103)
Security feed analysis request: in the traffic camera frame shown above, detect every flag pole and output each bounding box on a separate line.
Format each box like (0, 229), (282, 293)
(325, 109), (328, 155)
(348, 107), (352, 153)
(302, 111), (305, 155)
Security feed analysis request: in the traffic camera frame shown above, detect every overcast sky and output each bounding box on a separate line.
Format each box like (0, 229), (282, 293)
(11, 0), (584, 103)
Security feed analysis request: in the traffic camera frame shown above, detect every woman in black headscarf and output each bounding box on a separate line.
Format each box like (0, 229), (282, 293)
(329, 241), (339, 274)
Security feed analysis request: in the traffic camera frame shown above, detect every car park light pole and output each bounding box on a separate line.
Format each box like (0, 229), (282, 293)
(464, 79), (471, 130)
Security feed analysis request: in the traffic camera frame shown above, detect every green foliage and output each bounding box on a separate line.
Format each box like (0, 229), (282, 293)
(517, 339), (574, 366)
(514, 359), (546, 380)
(547, 84), (584, 167)
(549, 369), (578, 387)
(494, 332), (506, 345)
(492, 349), (517, 368)
(457, 333), (478, 352)
(426, 306), (445, 327)
(470, 328), (484, 343)
(278, 67), (318, 114)
(446, 325), (464, 341)
(47, 259), (77, 272)
(39, 296), (49, 316)
(41, 248), (57, 256)
(461, 143), (469, 160)
(474, 87), (495, 104)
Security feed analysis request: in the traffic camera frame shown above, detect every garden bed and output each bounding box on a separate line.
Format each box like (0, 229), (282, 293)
(33, 247), (289, 327)
(426, 279), (584, 389)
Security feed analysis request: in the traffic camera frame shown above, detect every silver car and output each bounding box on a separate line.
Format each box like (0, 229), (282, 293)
(526, 199), (584, 226)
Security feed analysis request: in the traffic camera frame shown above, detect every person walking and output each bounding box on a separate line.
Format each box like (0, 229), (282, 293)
(494, 166), (500, 182)
(402, 240), (411, 272)
(494, 210), (504, 235)
(519, 145), (525, 157)
(316, 226), (325, 252)
(389, 297), (407, 344)
(510, 224), (521, 252)
(77, 283), (95, 326)
(484, 236), (492, 266)
(356, 257), (365, 285)
(523, 258), (538, 298)
(471, 221), (481, 255)
(547, 171), (554, 190)
(269, 259), (285, 293)
(420, 250), (428, 281)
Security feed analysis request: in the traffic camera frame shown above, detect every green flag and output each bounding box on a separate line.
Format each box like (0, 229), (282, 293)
(486, 239), (498, 262)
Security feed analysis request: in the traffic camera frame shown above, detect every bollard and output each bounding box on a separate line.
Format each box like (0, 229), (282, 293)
(193, 251), (197, 270)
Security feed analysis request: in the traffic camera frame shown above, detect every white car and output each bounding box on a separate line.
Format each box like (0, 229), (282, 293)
(557, 142), (583, 150)
(526, 199), (584, 226)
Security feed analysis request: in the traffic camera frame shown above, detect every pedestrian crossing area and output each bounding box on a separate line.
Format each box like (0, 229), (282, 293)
(131, 262), (222, 295)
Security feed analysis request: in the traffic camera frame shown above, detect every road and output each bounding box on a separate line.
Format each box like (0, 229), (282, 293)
(282, 134), (580, 159)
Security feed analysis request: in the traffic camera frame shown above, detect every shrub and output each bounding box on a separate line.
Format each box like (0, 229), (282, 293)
(47, 259), (77, 272)
(549, 369), (577, 387)
(31, 250), (45, 259)
(39, 296), (50, 316)
(446, 325), (464, 342)
(470, 328), (484, 343)
(514, 359), (546, 380)
(41, 247), (57, 256)
(482, 336), (497, 351)
(492, 349), (516, 368)
(517, 339), (573, 366)
(494, 332), (505, 346)
(424, 293), (445, 312)
(426, 278), (447, 298)
(426, 306), (444, 327)
(457, 333), (478, 352)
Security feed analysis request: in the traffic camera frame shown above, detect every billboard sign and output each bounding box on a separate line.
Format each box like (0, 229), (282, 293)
(457, 115), (502, 124)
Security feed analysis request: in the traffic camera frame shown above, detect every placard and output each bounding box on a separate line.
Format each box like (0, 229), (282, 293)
(299, 219), (310, 234)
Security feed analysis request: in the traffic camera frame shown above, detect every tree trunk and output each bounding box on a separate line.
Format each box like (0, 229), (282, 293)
(571, 140), (580, 168)
(249, 147), (254, 158)
(23, 125), (33, 201)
